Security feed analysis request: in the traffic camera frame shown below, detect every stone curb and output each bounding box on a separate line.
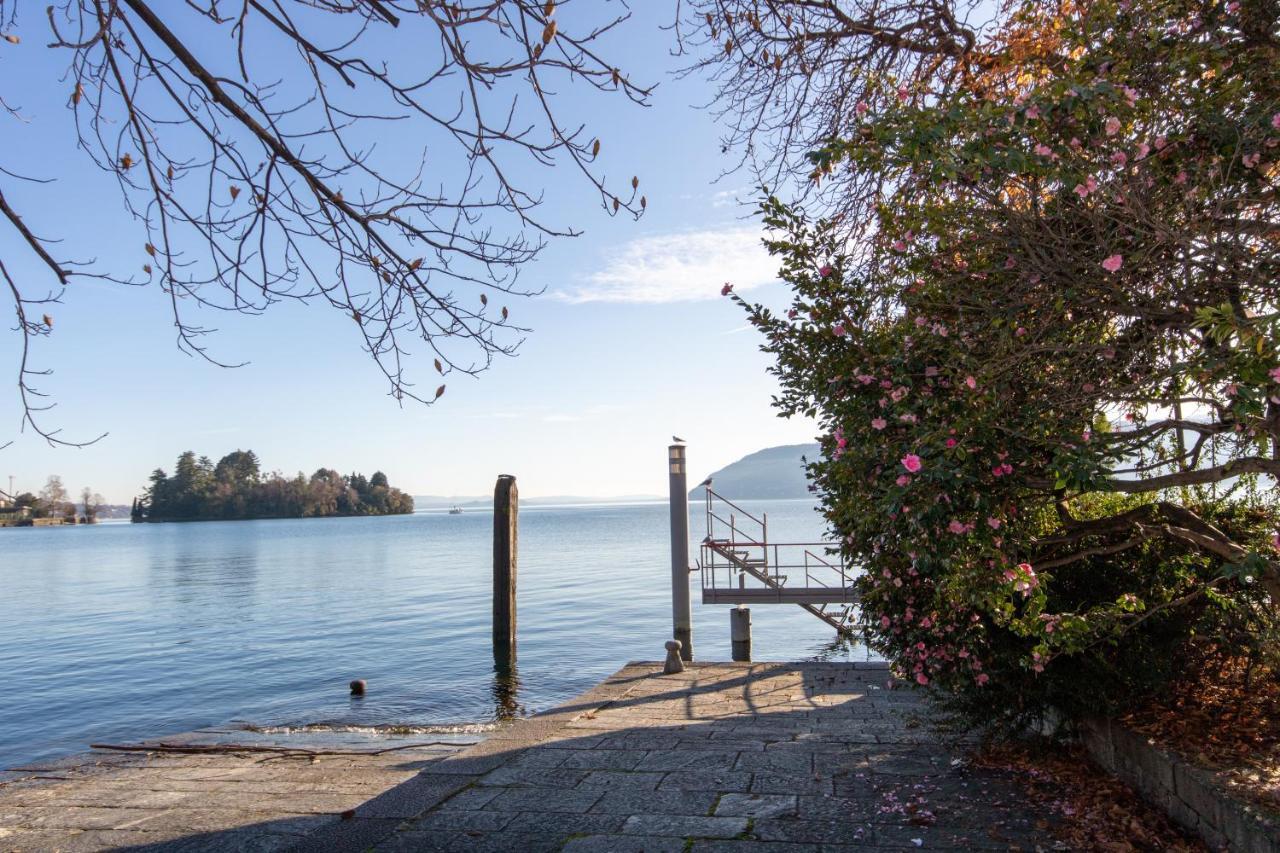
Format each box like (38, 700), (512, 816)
(1080, 717), (1279, 852)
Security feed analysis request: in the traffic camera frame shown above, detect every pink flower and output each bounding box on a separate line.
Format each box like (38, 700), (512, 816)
(855, 101), (869, 116)
(964, 375), (977, 390)
(880, 615), (892, 628)
(925, 366), (939, 377)
(897, 86), (909, 103)
(720, 283), (733, 296)
(1269, 366), (1280, 383)
(1272, 113), (1280, 131)
(833, 324), (847, 336)
(1104, 116), (1121, 136)
(987, 517), (1001, 529)
(819, 265), (833, 278)
(871, 417), (887, 430)
(892, 240), (908, 252)
(896, 474), (912, 487)
(901, 454), (922, 473)
(948, 519), (967, 534)
(915, 673), (929, 686)
(1101, 254), (1123, 272)
(1033, 143), (1053, 157)
(976, 673), (990, 686)
(1111, 151), (1128, 167)
(1025, 106), (1040, 120)
(1135, 142), (1151, 159)
(1122, 86), (1139, 107)
(1243, 152), (1261, 169)
(1174, 170), (1188, 184)
(1073, 176), (1098, 198)
(945, 438), (957, 448)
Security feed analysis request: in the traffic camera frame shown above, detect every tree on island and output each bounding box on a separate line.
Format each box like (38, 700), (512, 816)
(1, 0), (652, 448)
(137, 449), (413, 521)
(717, 0), (1279, 731)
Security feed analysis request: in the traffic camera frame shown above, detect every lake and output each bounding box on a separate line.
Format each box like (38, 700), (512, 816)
(0, 499), (871, 767)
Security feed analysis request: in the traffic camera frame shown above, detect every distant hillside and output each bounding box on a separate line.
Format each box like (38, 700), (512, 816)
(691, 443), (820, 500)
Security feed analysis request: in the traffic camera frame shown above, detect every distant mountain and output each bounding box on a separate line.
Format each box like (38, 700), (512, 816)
(691, 443), (821, 500)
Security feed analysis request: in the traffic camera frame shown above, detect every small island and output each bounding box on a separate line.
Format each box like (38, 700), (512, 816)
(133, 450), (414, 522)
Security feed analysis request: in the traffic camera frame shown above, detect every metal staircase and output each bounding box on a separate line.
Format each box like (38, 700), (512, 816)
(698, 486), (859, 636)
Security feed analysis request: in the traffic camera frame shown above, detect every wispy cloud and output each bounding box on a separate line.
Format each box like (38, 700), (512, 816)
(553, 226), (778, 304)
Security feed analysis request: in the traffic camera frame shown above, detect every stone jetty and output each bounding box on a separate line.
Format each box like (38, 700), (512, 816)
(0, 662), (1050, 851)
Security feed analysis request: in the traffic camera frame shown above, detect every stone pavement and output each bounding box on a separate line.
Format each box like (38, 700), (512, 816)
(0, 663), (1053, 851)
(0, 727), (487, 851)
(371, 662), (1050, 852)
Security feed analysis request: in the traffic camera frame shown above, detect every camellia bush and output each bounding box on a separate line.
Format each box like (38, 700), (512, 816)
(733, 0), (1279, 731)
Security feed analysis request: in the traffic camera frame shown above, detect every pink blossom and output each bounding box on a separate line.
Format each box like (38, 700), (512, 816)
(1243, 152), (1261, 169)
(1025, 106), (1040, 120)
(1082, 430), (1092, 442)
(925, 366), (939, 377)
(1073, 176), (1098, 198)
(1269, 366), (1280, 383)
(948, 520), (967, 534)
(892, 240), (908, 252)
(1104, 116), (1121, 136)
(897, 86), (909, 103)
(1101, 254), (1123, 273)
(1174, 170), (1188, 184)
(964, 375), (977, 390)
(901, 454), (922, 473)
(915, 673), (929, 686)
(987, 517), (1001, 529)
(833, 324), (847, 336)
(872, 417), (888, 430)
(1155, 135), (1168, 150)
(787, 309), (798, 320)
(1033, 143), (1053, 158)
(1273, 113), (1280, 131)
(945, 438), (957, 448)
(1122, 86), (1139, 107)
(890, 386), (908, 402)
(1016, 326), (1027, 337)
(880, 615), (892, 628)
(1135, 142), (1151, 159)
(976, 673), (989, 686)
(1111, 151), (1128, 167)
(819, 265), (833, 278)
(720, 283), (733, 296)
(855, 101), (869, 116)
(896, 474), (912, 487)
(899, 413), (917, 424)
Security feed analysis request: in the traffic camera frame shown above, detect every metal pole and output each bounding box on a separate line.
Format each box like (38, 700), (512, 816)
(668, 442), (693, 661)
(730, 606), (752, 662)
(493, 475), (518, 663)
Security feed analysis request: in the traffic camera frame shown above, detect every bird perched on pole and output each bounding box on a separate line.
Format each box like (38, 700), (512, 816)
(672, 435), (685, 443)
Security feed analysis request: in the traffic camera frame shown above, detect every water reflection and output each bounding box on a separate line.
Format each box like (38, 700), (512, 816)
(491, 657), (524, 722)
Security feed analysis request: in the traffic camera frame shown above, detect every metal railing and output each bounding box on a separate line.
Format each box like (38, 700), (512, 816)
(698, 485), (854, 603)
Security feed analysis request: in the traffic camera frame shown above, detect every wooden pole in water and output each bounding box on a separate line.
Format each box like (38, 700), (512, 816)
(668, 443), (693, 661)
(493, 475), (518, 660)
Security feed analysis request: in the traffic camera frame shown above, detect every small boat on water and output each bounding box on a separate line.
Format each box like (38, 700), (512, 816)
(448, 505), (463, 515)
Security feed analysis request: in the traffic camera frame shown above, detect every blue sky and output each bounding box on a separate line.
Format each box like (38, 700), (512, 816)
(0, 2), (816, 503)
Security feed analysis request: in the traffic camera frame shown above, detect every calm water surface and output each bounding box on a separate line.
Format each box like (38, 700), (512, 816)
(0, 500), (869, 766)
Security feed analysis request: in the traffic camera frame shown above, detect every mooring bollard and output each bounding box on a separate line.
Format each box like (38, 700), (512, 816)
(668, 442), (693, 661)
(493, 475), (518, 664)
(663, 640), (685, 674)
(350, 679), (366, 696)
(730, 607), (752, 662)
